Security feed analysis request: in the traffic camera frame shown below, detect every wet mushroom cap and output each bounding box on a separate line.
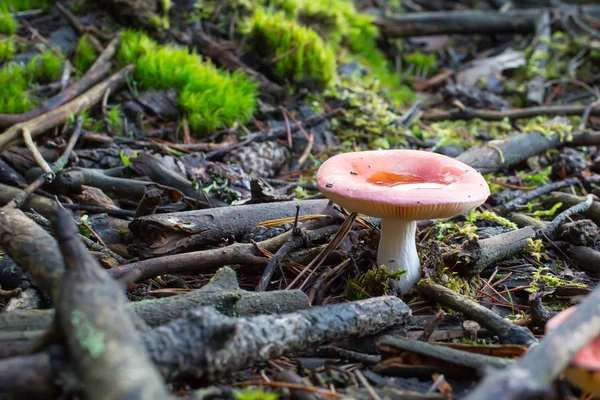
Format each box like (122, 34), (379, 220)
(316, 150), (490, 220)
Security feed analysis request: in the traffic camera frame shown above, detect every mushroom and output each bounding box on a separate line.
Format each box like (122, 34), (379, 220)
(316, 149), (490, 294)
(545, 306), (600, 396)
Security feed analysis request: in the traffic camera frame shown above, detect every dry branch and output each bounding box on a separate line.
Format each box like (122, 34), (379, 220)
(0, 65), (134, 151)
(110, 223), (341, 282)
(129, 199), (330, 256)
(444, 227), (536, 277)
(464, 281), (600, 400)
(53, 209), (169, 400)
(375, 6), (600, 38)
(417, 281), (537, 346)
(0, 267), (310, 337)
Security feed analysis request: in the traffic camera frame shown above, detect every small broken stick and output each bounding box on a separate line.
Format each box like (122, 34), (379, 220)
(417, 281), (537, 346)
(464, 275), (600, 400)
(443, 226), (535, 277)
(53, 209), (170, 400)
(0, 267), (310, 336)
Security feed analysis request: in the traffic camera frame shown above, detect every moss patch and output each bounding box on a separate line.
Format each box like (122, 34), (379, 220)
(0, 35), (16, 60)
(241, 8), (337, 89)
(118, 30), (258, 135)
(73, 36), (98, 73)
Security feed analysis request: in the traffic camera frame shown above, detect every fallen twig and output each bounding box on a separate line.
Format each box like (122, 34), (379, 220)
(526, 11), (550, 105)
(541, 194), (593, 237)
(544, 192), (600, 224)
(0, 65), (134, 151)
(444, 227), (536, 277)
(129, 199), (330, 256)
(110, 224), (341, 282)
(375, 6), (600, 37)
(502, 177), (581, 213)
(417, 281), (537, 346)
(0, 267), (310, 338)
(53, 209), (170, 399)
(0, 38), (120, 129)
(464, 279), (600, 400)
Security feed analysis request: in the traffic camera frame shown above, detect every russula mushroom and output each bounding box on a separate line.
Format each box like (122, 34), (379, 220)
(546, 306), (600, 396)
(316, 150), (490, 294)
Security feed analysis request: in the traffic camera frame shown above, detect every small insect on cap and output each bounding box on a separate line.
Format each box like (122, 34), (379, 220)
(316, 149), (490, 220)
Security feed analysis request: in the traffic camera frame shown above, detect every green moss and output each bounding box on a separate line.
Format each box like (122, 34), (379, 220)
(521, 116), (573, 142)
(0, 10), (17, 35)
(527, 267), (587, 293)
(0, 35), (16, 60)
(403, 50), (437, 71)
(27, 50), (64, 83)
(270, 0), (378, 51)
(117, 29), (158, 66)
(159, 0), (172, 12)
(107, 105), (124, 135)
(345, 265), (404, 301)
(119, 30), (257, 134)
(70, 309), (106, 358)
(0, 63), (33, 113)
(234, 387), (279, 400)
(519, 166), (552, 186)
(525, 238), (545, 262)
(0, 0), (47, 11)
(471, 210), (518, 230)
(325, 78), (413, 147)
(424, 118), (512, 150)
(241, 8), (337, 89)
(149, 15), (170, 30)
(73, 36), (98, 73)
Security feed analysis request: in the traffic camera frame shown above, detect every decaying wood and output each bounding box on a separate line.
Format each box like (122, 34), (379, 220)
(0, 183), (58, 216)
(0, 267), (310, 338)
(375, 6), (600, 38)
(53, 209), (170, 400)
(129, 153), (209, 204)
(0, 351), (61, 400)
(417, 281), (537, 346)
(129, 199), (331, 256)
(456, 130), (563, 174)
(142, 296), (410, 380)
(0, 65), (134, 151)
(422, 105), (600, 124)
(0, 297), (409, 395)
(134, 188), (161, 218)
(560, 243), (600, 275)
(444, 227), (536, 277)
(464, 279), (600, 400)
(0, 208), (63, 296)
(57, 167), (185, 202)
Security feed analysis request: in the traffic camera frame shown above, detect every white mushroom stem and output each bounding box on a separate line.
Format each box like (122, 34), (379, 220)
(378, 219), (420, 295)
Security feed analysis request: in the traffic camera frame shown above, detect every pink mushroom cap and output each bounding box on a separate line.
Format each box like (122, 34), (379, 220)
(316, 150), (490, 220)
(546, 306), (600, 370)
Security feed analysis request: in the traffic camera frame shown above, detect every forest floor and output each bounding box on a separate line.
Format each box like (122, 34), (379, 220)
(1, 1), (600, 399)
